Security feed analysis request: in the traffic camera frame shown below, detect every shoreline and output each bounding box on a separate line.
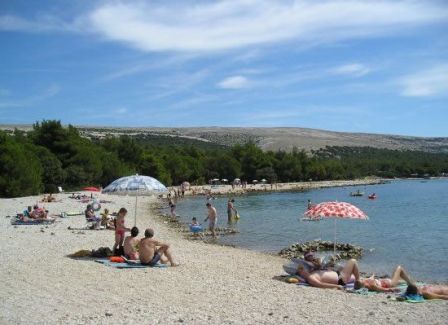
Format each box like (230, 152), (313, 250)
(169, 178), (386, 197)
(1, 192), (446, 324)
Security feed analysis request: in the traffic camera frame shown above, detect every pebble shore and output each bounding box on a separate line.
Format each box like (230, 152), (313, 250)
(1, 192), (447, 324)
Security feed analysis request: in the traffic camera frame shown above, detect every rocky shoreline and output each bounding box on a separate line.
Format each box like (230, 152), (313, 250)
(279, 240), (364, 261)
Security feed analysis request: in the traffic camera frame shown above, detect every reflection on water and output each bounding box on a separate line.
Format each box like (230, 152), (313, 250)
(173, 179), (448, 282)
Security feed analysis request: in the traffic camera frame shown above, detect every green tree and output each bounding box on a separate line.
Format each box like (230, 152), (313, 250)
(0, 133), (43, 197)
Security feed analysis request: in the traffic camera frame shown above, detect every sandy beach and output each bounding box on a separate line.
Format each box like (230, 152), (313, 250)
(1, 192), (447, 325)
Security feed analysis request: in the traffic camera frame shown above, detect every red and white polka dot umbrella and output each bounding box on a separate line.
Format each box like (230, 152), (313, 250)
(303, 201), (368, 254)
(304, 201), (368, 220)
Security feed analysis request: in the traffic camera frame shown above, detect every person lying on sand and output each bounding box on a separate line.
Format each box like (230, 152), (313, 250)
(361, 265), (414, 292)
(123, 227), (140, 260)
(406, 283), (448, 300)
(139, 228), (178, 267)
(297, 256), (363, 290)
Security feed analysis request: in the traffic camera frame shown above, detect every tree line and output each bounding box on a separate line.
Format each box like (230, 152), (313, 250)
(1, 120), (447, 197)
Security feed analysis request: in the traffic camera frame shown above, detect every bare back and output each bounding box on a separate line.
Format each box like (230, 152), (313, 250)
(139, 237), (157, 264)
(123, 236), (139, 256)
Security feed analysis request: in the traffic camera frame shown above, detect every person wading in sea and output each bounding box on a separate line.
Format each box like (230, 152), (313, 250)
(204, 202), (218, 238)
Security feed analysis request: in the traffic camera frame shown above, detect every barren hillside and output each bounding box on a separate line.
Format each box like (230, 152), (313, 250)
(2, 125), (448, 153)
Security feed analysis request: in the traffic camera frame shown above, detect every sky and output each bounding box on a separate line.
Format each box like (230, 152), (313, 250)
(0, 0), (447, 136)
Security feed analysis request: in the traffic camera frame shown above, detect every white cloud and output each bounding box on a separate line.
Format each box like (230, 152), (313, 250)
(0, 14), (78, 32)
(115, 107), (128, 114)
(85, 1), (448, 53)
(0, 84), (60, 108)
(1, 1), (447, 54)
(400, 65), (448, 97)
(217, 76), (249, 89)
(331, 63), (370, 77)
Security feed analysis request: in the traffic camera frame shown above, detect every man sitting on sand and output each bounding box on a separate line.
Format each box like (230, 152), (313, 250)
(139, 228), (178, 267)
(297, 254), (363, 290)
(123, 227), (140, 260)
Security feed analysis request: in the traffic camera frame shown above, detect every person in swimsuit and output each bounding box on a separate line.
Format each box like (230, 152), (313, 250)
(362, 265), (414, 292)
(227, 199), (236, 223)
(123, 227), (140, 260)
(204, 202), (218, 238)
(297, 257), (363, 290)
(139, 228), (178, 267)
(409, 284), (448, 300)
(113, 208), (130, 254)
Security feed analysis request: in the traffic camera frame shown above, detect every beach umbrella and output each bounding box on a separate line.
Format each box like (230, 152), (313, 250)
(181, 181), (190, 190)
(222, 179), (228, 182)
(83, 186), (101, 192)
(261, 179), (267, 183)
(252, 180), (258, 183)
(303, 201), (368, 254)
(102, 174), (168, 226)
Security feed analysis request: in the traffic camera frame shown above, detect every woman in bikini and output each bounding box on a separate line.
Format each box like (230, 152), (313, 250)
(113, 208), (130, 254)
(362, 265), (414, 292)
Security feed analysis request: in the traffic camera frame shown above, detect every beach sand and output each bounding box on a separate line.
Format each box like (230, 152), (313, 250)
(1, 192), (446, 324)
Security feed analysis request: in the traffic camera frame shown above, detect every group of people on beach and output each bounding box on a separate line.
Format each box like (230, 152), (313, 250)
(294, 252), (448, 300)
(112, 207), (179, 267)
(22, 204), (51, 220)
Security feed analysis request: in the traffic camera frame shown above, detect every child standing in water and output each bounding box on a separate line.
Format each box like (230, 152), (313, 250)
(113, 208), (130, 255)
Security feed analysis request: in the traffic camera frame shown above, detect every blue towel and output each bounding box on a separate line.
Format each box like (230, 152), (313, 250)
(95, 259), (167, 269)
(11, 219), (55, 225)
(401, 293), (425, 303)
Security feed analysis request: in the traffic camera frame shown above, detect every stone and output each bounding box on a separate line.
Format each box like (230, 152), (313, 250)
(105, 312), (113, 317)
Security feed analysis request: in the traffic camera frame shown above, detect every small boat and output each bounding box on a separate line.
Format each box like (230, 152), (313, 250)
(350, 190), (364, 197)
(368, 193), (377, 200)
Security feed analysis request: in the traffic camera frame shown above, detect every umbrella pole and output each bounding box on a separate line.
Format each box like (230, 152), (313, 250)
(334, 218), (337, 255)
(134, 194), (138, 227)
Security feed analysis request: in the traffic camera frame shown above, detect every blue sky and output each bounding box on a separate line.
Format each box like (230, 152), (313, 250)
(1, 0), (447, 136)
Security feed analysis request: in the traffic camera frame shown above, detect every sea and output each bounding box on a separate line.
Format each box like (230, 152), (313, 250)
(171, 179), (448, 282)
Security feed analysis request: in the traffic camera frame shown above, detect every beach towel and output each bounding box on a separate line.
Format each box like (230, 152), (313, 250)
(11, 218), (55, 225)
(95, 259), (167, 269)
(60, 211), (84, 217)
(397, 294), (425, 303)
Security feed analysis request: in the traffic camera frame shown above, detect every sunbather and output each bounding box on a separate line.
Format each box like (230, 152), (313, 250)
(361, 265), (414, 292)
(30, 205), (48, 219)
(297, 256), (362, 290)
(100, 208), (114, 229)
(123, 227), (140, 260)
(406, 284), (448, 300)
(139, 228), (178, 267)
(85, 204), (101, 229)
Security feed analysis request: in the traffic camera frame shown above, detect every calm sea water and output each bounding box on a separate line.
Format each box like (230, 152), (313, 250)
(171, 179), (448, 282)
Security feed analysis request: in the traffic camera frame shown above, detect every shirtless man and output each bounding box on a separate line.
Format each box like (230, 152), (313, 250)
(204, 202), (218, 237)
(139, 228), (178, 267)
(123, 227), (140, 260)
(297, 257), (363, 290)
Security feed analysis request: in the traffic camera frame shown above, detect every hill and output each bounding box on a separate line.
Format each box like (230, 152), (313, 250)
(1, 125), (448, 153)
